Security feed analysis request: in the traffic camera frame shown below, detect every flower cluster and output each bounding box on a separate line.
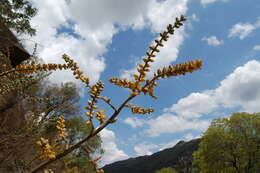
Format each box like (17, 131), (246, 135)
(109, 16), (189, 99)
(109, 77), (141, 96)
(84, 81), (105, 124)
(131, 105), (154, 114)
(36, 138), (56, 160)
(96, 109), (106, 124)
(15, 63), (68, 74)
(153, 59), (202, 79)
(56, 116), (68, 138)
(96, 169), (105, 173)
(13, 54), (90, 86)
(141, 80), (158, 99)
(134, 15), (187, 81)
(62, 54), (89, 85)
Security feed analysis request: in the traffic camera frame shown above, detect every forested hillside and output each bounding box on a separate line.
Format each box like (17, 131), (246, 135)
(103, 139), (200, 173)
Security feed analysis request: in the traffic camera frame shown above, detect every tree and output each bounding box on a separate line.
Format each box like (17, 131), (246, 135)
(0, 47), (102, 172)
(0, 0), (37, 36)
(193, 112), (260, 173)
(156, 167), (178, 173)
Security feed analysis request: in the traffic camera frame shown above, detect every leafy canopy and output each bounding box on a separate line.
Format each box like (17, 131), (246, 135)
(193, 112), (260, 173)
(156, 167), (178, 173)
(0, 0), (37, 36)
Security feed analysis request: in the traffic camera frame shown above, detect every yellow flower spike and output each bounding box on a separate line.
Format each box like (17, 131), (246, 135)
(88, 100), (94, 106)
(93, 105), (98, 109)
(86, 121), (91, 125)
(103, 96), (108, 101)
(143, 57), (149, 63)
(96, 109), (106, 123)
(146, 51), (156, 57)
(140, 77), (146, 82)
(133, 74), (139, 80)
(36, 138), (56, 160)
(56, 116), (68, 138)
(144, 68), (150, 72)
(149, 46), (160, 53)
(131, 91), (139, 96)
(96, 169), (104, 173)
(142, 87), (148, 94)
(138, 64), (145, 68)
(85, 106), (92, 111)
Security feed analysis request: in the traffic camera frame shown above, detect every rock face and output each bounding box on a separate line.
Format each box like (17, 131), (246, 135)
(0, 19), (30, 67)
(102, 138), (200, 173)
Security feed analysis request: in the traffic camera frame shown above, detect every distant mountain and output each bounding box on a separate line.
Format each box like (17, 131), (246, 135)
(102, 138), (200, 173)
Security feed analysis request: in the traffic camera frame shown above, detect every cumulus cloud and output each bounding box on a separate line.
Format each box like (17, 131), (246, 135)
(253, 45), (260, 50)
(123, 117), (145, 128)
(135, 133), (200, 154)
(214, 60), (260, 112)
(184, 133), (200, 141)
(134, 142), (159, 156)
(202, 36), (223, 46)
(120, 0), (189, 79)
(165, 91), (218, 119)
(165, 60), (260, 120)
(228, 18), (260, 40)
(158, 140), (179, 151)
(23, 0), (109, 85)
(146, 113), (210, 137)
(22, 0), (189, 85)
(147, 60), (260, 137)
(100, 129), (128, 165)
(200, 0), (229, 6)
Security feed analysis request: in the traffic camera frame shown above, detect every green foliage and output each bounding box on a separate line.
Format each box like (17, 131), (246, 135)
(193, 112), (260, 173)
(61, 116), (103, 173)
(155, 167), (178, 173)
(191, 167), (199, 173)
(0, 0), (37, 36)
(0, 49), (102, 172)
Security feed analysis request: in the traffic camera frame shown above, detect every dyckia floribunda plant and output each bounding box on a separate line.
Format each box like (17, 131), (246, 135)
(3, 15), (202, 173)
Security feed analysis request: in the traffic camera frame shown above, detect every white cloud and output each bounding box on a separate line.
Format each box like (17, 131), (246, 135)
(22, 0), (108, 85)
(134, 142), (159, 156)
(146, 113), (210, 137)
(22, 0), (189, 85)
(202, 36), (223, 46)
(100, 129), (128, 166)
(214, 60), (260, 112)
(123, 117), (144, 128)
(166, 91), (218, 118)
(158, 140), (179, 151)
(228, 23), (255, 40)
(135, 133), (200, 154)
(184, 133), (200, 141)
(165, 60), (260, 120)
(200, 0), (229, 6)
(228, 19), (260, 40)
(148, 60), (260, 137)
(253, 45), (260, 50)
(121, 0), (189, 79)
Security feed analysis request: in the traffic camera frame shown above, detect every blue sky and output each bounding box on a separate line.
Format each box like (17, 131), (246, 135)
(23, 0), (260, 166)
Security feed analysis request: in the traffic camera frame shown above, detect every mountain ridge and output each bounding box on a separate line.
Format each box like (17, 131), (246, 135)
(102, 138), (200, 173)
